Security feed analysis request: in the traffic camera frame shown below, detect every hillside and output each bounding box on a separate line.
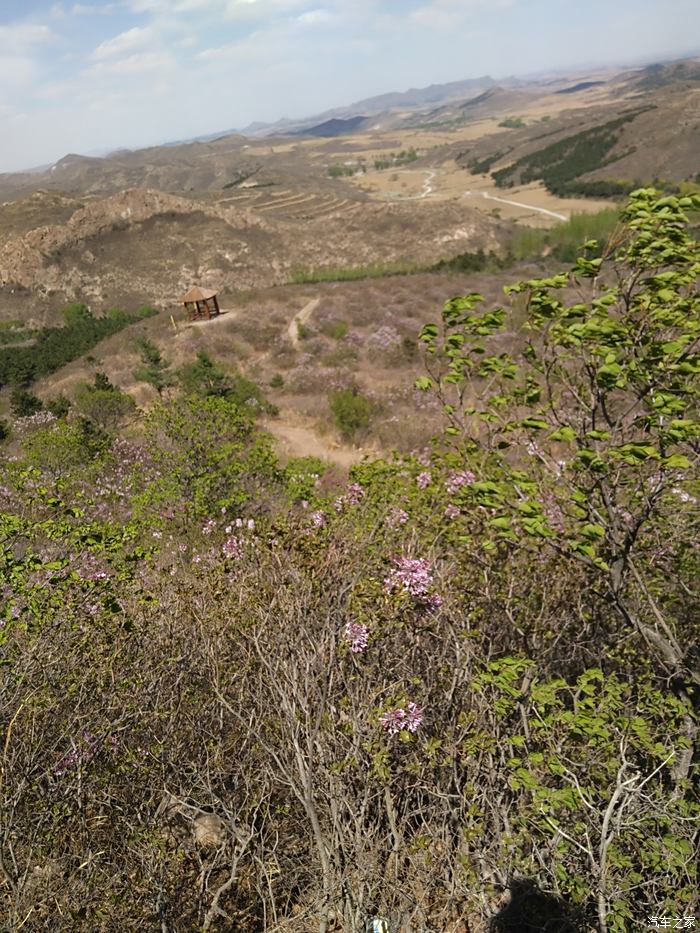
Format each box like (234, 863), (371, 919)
(0, 190), (697, 932)
(0, 51), (699, 932)
(0, 186), (504, 317)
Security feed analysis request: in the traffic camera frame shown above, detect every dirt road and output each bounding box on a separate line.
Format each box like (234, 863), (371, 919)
(264, 410), (374, 468)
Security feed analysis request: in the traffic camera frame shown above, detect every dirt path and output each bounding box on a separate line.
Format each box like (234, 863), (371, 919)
(288, 297), (321, 348)
(388, 169), (437, 201)
(417, 169), (437, 199)
(264, 411), (375, 468)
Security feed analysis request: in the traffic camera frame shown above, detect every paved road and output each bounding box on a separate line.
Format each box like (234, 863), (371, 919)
(465, 190), (567, 221)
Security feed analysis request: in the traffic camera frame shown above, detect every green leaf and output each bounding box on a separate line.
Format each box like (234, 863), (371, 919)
(663, 454), (691, 469)
(550, 426), (576, 442)
(415, 376), (434, 391)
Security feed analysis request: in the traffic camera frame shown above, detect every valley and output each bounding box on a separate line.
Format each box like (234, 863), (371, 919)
(1, 43), (699, 932)
(2, 57), (699, 458)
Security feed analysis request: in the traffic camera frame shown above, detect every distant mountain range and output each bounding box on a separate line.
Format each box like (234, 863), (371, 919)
(208, 75), (497, 139)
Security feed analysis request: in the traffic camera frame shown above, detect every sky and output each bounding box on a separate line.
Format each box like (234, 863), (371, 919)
(0, 0), (698, 172)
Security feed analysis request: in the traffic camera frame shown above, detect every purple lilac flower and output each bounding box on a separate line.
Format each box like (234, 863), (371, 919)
(233, 518), (256, 530)
(222, 536), (242, 560)
(335, 482), (365, 512)
(384, 556), (442, 612)
(74, 554), (110, 582)
(444, 504), (461, 520)
(310, 510), (326, 528)
(367, 325), (401, 351)
(387, 507), (409, 527)
(404, 702), (424, 732)
(347, 483), (364, 504)
(13, 410), (57, 432)
(345, 621), (369, 653)
(380, 701), (424, 736)
(445, 470), (475, 495)
(54, 730), (101, 776)
(416, 471), (432, 489)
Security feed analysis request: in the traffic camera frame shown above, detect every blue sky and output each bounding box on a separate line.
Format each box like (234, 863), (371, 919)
(0, 0), (697, 172)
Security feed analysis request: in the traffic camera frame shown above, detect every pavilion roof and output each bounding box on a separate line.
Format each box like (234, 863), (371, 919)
(181, 286), (217, 303)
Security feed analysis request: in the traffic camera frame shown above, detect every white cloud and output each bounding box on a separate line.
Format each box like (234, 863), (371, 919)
(71, 3), (119, 13)
(92, 25), (154, 59)
(0, 56), (40, 93)
(409, 0), (516, 28)
(297, 8), (333, 26)
(85, 49), (173, 75)
(0, 23), (55, 46)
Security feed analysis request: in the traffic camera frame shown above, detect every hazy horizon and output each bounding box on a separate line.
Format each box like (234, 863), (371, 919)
(1, 0), (698, 174)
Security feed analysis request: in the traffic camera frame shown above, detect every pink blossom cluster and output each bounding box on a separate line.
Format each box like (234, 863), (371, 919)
(380, 701), (424, 736)
(13, 410), (57, 432)
(225, 518), (255, 532)
(74, 553), (111, 582)
(334, 482), (365, 512)
(344, 329), (364, 347)
(366, 325), (402, 351)
(222, 536), (243, 560)
(310, 510), (326, 528)
(384, 556), (442, 612)
(387, 507), (409, 527)
(416, 471), (432, 489)
(54, 729), (102, 776)
(445, 470), (475, 495)
(93, 439), (160, 507)
(444, 504), (461, 520)
(541, 492), (565, 531)
(345, 621), (369, 653)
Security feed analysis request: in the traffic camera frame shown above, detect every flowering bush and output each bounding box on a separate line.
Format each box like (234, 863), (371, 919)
(384, 555), (443, 612)
(379, 701), (424, 736)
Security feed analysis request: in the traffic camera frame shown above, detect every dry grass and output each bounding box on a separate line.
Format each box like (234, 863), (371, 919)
(26, 264), (537, 460)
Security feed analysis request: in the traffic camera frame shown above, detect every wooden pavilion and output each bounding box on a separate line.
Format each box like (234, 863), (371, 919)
(182, 286), (221, 321)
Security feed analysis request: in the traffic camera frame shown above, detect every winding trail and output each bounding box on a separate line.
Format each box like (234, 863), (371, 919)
(391, 169), (437, 201)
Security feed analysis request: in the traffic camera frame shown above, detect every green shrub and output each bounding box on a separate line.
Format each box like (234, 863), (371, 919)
(10, 387), (43, 418)
(320, 319), (349, 340)
(61, 302), (92, 325)
(133, 338), (174, 396)
(511, 208), (620, 261)
(329, 387), (373, 440)
(45, 394), (71, 419)
(0, 307), (148, 388)
(178, 352), (276, 415)
(73, 383), (137, 431)
(291, 259), (426, 284)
